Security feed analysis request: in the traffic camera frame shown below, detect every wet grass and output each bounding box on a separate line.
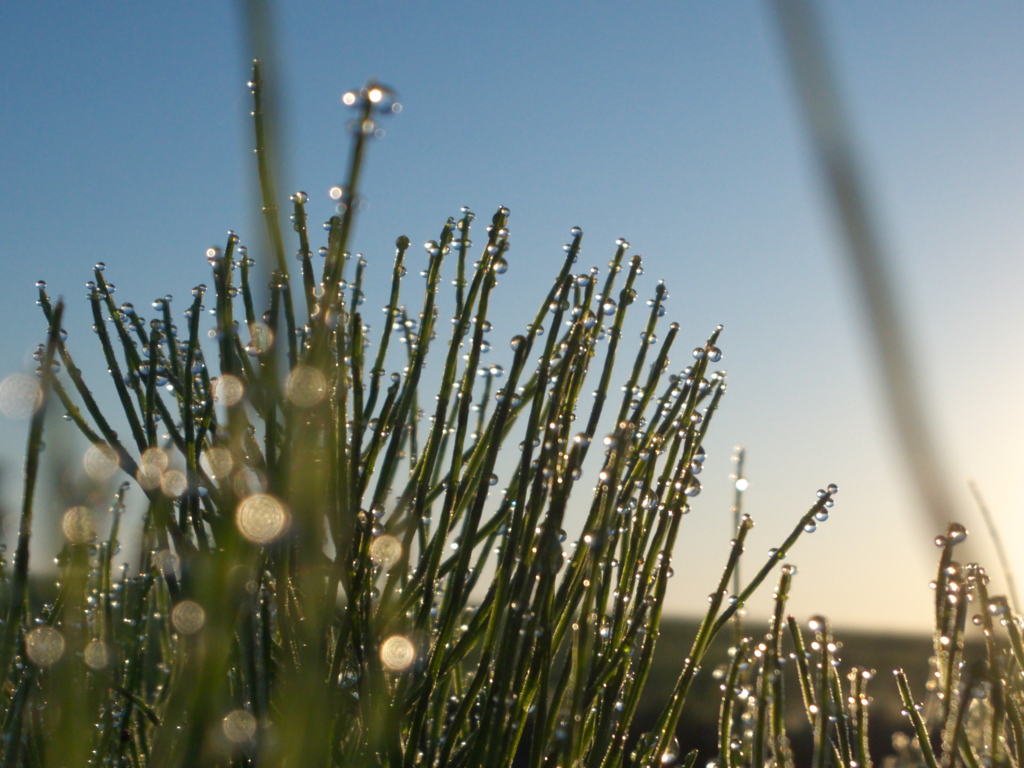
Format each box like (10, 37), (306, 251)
(2, 62), (1022, 768)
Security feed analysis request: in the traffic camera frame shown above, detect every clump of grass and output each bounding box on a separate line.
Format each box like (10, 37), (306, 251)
(30, 62), (1020, 768)
(4, 65), (809, 766)
(697, 521), (1024, 768)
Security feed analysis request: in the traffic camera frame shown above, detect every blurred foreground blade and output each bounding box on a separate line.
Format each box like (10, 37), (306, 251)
(770, 0), (962, 543)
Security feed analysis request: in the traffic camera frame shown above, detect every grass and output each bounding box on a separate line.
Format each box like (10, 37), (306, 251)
(1, 55), (1022, 768)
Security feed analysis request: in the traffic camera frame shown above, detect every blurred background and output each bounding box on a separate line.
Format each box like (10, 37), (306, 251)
(1, 1), (1022, 634)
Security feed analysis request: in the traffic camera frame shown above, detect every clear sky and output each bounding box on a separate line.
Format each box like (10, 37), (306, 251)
(1, 2), (1022, 634)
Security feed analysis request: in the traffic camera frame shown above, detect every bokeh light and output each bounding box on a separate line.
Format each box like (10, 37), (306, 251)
(0, 373), (41, 418)
(25, 626), (65, 667)
(61, 505), (96, 545)
(370, 534), (402, 570)
(155, 548), (180, 576)
(83, 443), (118, 481)
(222, 709), (257, 743)
(380, 635), (415, 672)
(285, 365), (327, 407)
(136, 463), (161, 490)
(83, 639), (112, 670)
(212, 374), (244, 407)
(137, 447), (169, 490)
(232, 466), (267, 497)
(236, 494), (288, 544)
(160, 469), (188, 498)
(201, 446), (234, 480)
(171, 600), (206, 634)
(142, 446), (169, 471)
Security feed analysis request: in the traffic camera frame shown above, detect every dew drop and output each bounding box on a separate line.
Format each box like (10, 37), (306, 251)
(946, 524), (968, 545)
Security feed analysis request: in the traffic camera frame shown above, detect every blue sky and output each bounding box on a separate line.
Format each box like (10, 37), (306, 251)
(2, 2), (1023, 633)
